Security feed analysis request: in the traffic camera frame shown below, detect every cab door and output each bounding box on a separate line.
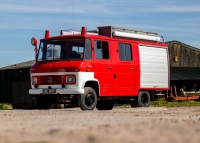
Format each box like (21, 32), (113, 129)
(117, 42), (135, 96)
(93, 40), (112, 96)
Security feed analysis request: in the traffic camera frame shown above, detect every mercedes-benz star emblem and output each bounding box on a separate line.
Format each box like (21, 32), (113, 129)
(47, 77), (53, 84)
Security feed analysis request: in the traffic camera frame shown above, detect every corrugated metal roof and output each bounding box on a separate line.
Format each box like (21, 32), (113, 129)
(0, 60), (35, 70)
(171, 67), (200, 80)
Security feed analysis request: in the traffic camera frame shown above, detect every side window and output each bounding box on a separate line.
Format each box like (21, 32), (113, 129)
(94, 40), (109, 59)
(84, 38), (92, 60)
(118, 43), (132, 61)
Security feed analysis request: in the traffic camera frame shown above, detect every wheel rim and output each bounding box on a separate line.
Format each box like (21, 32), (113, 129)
(141, 93), (149, 106)
(85, 92), (95, 106)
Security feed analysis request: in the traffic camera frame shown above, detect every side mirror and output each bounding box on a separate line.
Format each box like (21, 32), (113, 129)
(31, 37), (38, 46)
(31, 37), (38, 63)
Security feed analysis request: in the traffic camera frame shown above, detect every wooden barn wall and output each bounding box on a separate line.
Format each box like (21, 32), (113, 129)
(12, 81), (32, 109)
(0, 68), (31, 104)
(168, 42), (200, 67)
(0, 70), (12, 103)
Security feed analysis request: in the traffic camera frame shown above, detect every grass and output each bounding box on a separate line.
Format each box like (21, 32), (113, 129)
(150, 98), (200, 107)
(0, 103), (13, 110)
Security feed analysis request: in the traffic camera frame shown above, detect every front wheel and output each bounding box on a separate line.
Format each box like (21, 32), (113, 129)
(78, 87), (97, 110)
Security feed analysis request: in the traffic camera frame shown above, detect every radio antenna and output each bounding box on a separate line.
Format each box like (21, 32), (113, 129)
(72, 0), (74, 30)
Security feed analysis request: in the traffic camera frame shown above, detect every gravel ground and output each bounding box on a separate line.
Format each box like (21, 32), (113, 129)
(0, 106), (200, 143)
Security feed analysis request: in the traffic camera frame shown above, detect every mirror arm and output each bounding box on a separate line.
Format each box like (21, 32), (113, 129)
(34, 45), (38, 63)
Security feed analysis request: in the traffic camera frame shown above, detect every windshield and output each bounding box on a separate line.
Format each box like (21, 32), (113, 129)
(38, 38), (85, 61)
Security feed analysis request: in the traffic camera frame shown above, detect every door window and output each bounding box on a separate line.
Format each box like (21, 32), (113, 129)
(94, 40), (109, 59)
(118, 43), (132, 61)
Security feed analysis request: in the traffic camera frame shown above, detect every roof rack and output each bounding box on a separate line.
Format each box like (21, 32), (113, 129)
(98, 26), (160, 42)
(60, 26), (161, 42)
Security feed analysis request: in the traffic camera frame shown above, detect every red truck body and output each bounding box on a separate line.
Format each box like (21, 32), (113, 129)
(29, 26), (169, 110)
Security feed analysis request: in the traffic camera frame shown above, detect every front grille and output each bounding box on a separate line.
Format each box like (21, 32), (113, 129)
(41, 76), (61, 84)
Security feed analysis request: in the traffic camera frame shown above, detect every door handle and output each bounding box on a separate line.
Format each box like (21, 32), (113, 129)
(107, 66), (111, 69)
(130, 68), (134, 70)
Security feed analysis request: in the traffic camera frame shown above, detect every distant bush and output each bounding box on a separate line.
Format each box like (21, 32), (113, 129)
(0, 103), (13, 110)
(150, 98), (200, 107)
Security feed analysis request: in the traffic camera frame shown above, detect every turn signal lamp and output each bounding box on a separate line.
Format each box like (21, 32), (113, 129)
(32, 77), (37, 84)
(65, 68), (80, 72)
(74, 68), (80, 72)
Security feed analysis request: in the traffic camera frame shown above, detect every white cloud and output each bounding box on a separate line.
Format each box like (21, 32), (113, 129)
(145, 6), (200, 13)
(0, 1), (123, 15)
(1, 1), (200, 14)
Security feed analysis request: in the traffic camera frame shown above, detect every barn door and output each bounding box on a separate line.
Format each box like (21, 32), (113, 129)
(12, 82), (32, 109)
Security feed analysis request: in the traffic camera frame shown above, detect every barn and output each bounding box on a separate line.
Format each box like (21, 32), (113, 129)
(167, 40), (200, 95)
(0, 60), (35, 109)
(0, 40), (200, 108)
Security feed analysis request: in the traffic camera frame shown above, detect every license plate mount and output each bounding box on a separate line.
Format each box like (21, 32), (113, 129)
(42, 89), (56, 94)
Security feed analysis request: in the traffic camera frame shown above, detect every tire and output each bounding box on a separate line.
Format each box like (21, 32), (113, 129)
(78, 87), (97, 110)
(130, 99), (137, 108)
(134, 91), (150, 107)
(33, 95), (52, 109)
(96, 100), (114, 110)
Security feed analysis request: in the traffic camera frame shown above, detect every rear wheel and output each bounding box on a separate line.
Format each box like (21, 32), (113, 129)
(96, 100), (114, 110)
(133, 91), (150, 107)
(78, 87), (97, 110)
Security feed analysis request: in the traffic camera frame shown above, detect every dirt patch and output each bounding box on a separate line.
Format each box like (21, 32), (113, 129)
(0, 107), (200, 143)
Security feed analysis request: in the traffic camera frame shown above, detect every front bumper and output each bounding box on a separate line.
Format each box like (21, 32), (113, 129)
(29, 88), (84, 95)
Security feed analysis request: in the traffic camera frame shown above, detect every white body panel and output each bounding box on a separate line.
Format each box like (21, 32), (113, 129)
(29, 72), (97, 95)
(139, 45), (169, 88)
(113, 31), (160, 42)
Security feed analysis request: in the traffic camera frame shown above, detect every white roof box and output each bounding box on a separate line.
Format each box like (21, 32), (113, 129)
(98, 26), (161, 42)
(60, 30), (81, 35)
(60, 29), (98, 36)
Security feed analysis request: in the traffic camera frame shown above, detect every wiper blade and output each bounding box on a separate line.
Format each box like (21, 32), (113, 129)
(66, 58), (71, 61)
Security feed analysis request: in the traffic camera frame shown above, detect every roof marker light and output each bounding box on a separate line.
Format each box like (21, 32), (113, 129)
(45, 30), (50, 38)
(81, 26), (86, 35)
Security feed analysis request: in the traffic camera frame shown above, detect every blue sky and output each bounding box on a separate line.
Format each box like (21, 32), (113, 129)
(0, 0), (200, 67)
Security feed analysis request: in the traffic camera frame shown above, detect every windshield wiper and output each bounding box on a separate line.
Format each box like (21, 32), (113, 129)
(66, 58), (71, 61)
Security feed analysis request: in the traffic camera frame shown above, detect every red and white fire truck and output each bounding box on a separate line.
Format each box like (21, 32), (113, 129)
(29, 26), (169, 110)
